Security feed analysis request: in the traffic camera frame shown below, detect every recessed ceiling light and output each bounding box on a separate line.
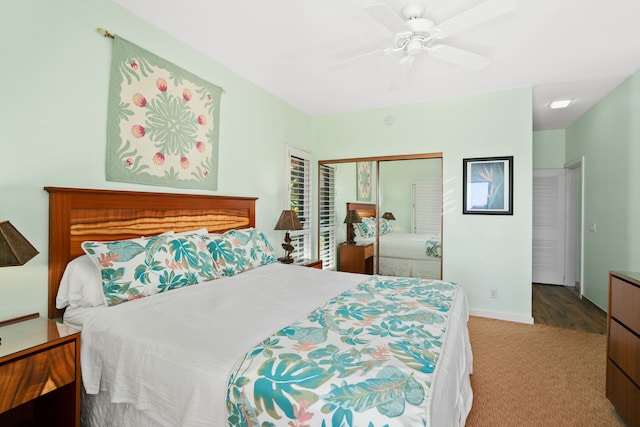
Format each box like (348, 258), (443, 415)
(548, 99), (573, 109)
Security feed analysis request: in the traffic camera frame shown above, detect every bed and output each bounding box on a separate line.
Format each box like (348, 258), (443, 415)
(347, 202), (442, 280)
(47, 187), (471, 427)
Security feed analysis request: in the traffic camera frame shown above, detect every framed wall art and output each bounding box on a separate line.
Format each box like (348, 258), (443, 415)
(356, 161), (372, 201)
(463, 156), (513, 215)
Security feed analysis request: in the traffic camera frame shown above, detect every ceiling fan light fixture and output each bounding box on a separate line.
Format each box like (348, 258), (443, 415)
(401, 2), (426, 20)
(408, 17), (435, 32)
(548, 99), (573, 109)
(406, 38), (424, 56)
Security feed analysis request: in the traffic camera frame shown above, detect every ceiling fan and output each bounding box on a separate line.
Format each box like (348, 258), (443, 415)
(333, 0), (516, 78)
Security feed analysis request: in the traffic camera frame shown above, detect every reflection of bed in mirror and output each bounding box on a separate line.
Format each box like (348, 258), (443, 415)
(347, 202), (442, 280)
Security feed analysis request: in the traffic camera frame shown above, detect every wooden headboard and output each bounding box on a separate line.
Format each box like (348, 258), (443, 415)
(346, 202), (376, 236)
(347, 202), (376, 220)
(46, 187), (257, 319)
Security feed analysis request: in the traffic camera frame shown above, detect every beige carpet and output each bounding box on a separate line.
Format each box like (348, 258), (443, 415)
(465, 316), (625, 427)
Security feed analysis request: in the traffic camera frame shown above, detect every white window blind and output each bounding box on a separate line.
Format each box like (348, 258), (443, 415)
(412, 181), (442, 234)
(319, 164), (336, 270)
(286, 146), (311, 261)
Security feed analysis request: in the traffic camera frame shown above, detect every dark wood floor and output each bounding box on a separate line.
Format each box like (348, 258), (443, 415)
(532, 283), (607, 334)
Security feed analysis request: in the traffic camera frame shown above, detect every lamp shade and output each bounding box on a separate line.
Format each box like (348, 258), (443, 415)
(343, 210), (362, 224)
(0, 220), (39, 266)
(274, 210), (303, 231)
(382, 212), (396, 220)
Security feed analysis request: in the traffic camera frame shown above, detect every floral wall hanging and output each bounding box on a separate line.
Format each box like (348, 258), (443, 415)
(106, 36), (222, 190)
(356, 161), (372, 201)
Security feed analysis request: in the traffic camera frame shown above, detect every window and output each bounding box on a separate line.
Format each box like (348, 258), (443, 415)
(319, 164), (336, 270)
(286, 146), (311, 261)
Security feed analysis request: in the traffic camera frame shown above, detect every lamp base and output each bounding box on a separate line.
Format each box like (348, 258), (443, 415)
(278, 257), (294, 264)
(345, 240), (357, 245)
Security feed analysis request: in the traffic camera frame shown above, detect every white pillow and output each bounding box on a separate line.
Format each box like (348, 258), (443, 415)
(56, 255), (106, 309)
(173, 228), (208, 236)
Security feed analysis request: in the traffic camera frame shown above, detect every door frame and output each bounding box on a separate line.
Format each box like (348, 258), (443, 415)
(564, 156), (585, 297)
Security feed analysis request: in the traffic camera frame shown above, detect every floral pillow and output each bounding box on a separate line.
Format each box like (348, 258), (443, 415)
(356, 217), (377, 238)
(225, 228), (277, 272)
(202, 233), (237, 277)
(204, 228), (276, 276)
(82, 233), (217, 306)
(149, 233), (219, 293)
(379, 217), (393, 235)
(356, 217), (393, 238)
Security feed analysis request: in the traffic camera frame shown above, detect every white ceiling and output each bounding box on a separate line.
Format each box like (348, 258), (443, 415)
(113, 0), (640, 131)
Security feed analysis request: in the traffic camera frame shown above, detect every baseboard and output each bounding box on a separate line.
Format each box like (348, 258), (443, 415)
(581, 295), (606, 314)
(469, 308), (534, 325)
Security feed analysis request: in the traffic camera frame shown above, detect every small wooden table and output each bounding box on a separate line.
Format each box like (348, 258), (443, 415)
(294, 258), (323, 269)
(339, 242), (374, 274)
(0, 314), (81, 427)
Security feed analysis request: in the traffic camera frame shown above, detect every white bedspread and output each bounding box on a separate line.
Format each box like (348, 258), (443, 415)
(67, 263), (471, 426)
(358, 232), (440, 259)
(69, 264), (364, 426)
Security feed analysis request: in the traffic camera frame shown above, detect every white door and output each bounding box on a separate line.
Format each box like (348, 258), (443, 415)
(532, 169), (566, 285)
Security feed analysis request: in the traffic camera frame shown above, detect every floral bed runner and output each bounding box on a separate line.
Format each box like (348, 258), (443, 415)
(425, 239), (441, 258)
(226, 275), (459, 426)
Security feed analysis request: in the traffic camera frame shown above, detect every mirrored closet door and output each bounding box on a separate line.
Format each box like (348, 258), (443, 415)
(318, 153), (442, 279)
(378, 158), (442, 279)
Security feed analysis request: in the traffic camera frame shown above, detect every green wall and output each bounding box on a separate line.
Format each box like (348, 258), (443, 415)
(0, 0), (312, 319)
(566, 70), (640, 309)
(533, 130), (566, 168)
(1, 0), (535, 323)
(312, 88), (534, 322)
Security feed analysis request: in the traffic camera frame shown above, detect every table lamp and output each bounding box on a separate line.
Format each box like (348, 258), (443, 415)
(274, 210), (303, 263)
(0, 220), (39, 342)
(343, 210), (362, 245)
(382, 212), (396, 221)
(0, 220), (39, 267)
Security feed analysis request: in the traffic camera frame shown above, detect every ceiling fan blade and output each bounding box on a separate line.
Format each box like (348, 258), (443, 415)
(427, 44), (490, 70)
(329, 46), (399, 70)
(389, 55), (415, 90)
(432, 0), (516, 39)
(365, 2), (408, 34)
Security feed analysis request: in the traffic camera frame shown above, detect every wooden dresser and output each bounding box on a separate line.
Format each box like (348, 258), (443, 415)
(0, 315), (81, 427)
(606, 271), (640, 427)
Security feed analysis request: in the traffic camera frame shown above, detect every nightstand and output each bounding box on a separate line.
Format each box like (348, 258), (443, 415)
(339, 242), (374, 274)
(0, 314), (80, 427)
(295, 259), (323, 269)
